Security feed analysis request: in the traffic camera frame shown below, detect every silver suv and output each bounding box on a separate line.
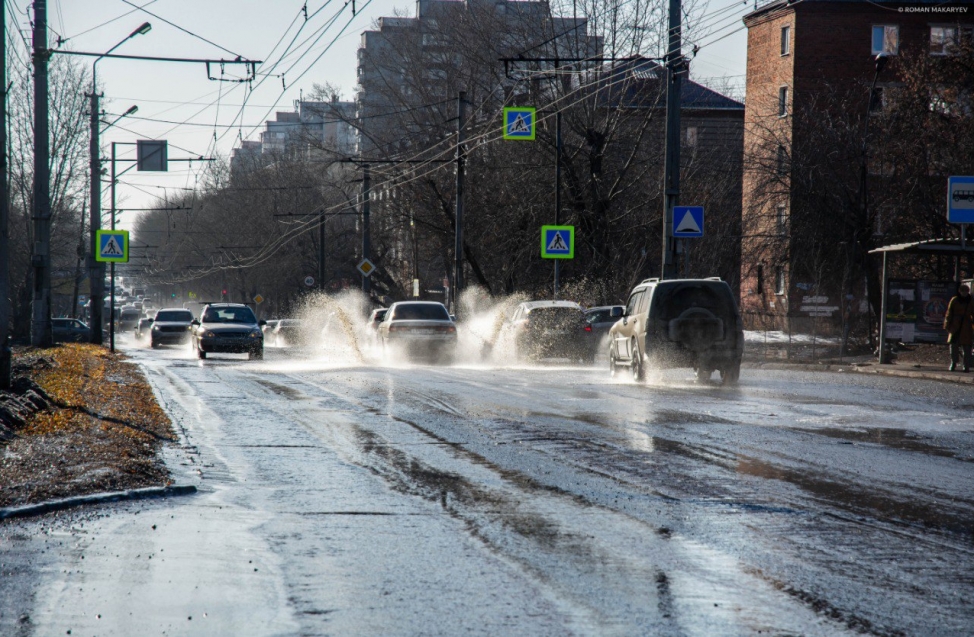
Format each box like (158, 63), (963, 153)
(608, 278), (743, 383)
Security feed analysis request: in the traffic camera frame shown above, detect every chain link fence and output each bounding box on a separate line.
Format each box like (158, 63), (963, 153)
(742, 311), (874, 362)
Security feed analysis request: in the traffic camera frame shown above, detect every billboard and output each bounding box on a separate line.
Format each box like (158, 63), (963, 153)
(885, 280), (956, 343)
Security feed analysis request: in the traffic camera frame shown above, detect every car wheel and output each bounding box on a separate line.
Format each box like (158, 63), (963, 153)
(251, 347), (264, 361)
(695, 367), (711, 383)
(720, 363), (740, 385)
(630, 339), (644, 382)
(150, 339), (159, 349)
(196, 341), (206, 360)
(609, 347), (619, 378)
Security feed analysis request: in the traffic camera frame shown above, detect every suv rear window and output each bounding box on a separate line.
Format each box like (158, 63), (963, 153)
(653, 283), (735, 320)
(202, 306), (257, 324)
(155, 310), (193, 322)
(392, 304), (449, 321)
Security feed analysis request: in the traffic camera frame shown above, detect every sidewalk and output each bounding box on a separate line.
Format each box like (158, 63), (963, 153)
(748, 358), (974, 385)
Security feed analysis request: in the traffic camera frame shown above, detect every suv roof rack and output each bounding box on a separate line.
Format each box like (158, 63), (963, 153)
(706, 277), (723, 281)
(639, 278), (660, 285)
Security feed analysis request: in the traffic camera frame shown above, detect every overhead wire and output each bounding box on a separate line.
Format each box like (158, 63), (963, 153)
(139, 0), (769, 281)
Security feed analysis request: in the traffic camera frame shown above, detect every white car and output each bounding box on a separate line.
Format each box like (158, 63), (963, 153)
(377, 301), (457, 362)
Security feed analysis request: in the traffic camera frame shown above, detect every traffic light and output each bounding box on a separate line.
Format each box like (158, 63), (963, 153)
(171, 292), (176, 298)
(221, 289), (228, 299)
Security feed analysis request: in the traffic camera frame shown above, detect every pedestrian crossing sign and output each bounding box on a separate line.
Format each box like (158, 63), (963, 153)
(503, 107), (536, 140)
(541, 225), (574, 259)
(95, 230), (129, 263)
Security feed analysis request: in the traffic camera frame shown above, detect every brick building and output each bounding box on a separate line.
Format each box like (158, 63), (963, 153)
(739, 0), (971, 329)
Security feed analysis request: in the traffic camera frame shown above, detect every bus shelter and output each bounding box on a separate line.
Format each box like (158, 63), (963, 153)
(870, 238), (974, 363)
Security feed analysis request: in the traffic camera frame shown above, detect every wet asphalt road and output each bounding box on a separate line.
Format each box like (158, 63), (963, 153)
(2, 341), (973, 636)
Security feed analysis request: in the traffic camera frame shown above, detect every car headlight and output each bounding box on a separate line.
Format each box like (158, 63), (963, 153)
(204, 330), (216, 338)
(151, 325), (159, 331)
(249, 329), (261, 338)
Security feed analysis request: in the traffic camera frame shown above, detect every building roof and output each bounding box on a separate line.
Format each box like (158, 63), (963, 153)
(597, 58), (744, 112)
(869, 239), (974, 256)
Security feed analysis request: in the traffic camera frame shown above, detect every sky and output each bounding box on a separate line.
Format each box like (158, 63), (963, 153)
(9, 0), (750, 228)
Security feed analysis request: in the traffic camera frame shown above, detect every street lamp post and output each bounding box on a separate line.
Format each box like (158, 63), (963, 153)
(848, 53), (887, 359)
(89, 22), (150, 344)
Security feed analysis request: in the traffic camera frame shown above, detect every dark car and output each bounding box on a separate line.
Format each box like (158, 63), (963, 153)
(500, 300), (586, 362)
(52, 318), (90, 343)
(116, 306), (142, 332)
(191, 303), (266, 360)
(580, 305), (625, 363)
(135, 317), (153, 340)
(608, 278), (743, 384)
(376, 301), (456, 362)
(149, 308), (196, 348)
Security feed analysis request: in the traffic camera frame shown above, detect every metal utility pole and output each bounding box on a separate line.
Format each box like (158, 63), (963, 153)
(361, 164), (371, 295)
(554, 111), (562, 299)
(31, 0), (52, 346)
(88, 73), (103, 342)
(453, 91), (466, 308)
(109, 142), (117, 353)
(318, 212), (326, 292)
(0, 0), (10, 389)
(661, 0), (683, 280)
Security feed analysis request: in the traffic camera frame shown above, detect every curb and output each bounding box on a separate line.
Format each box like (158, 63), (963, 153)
(0, 484), (197, 521)
(746, 360), (974, 385)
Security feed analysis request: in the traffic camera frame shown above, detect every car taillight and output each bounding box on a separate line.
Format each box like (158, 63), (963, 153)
(584, 325), (592, 332)
(438, 325), (456, 333)
(389, 324), (404, 332)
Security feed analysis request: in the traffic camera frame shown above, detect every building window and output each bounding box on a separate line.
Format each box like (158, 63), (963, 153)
(872, 25), (899, 55)
(776, 145), (788, 176)
(757, 265), (765, 295)
(775, 266), (786, 295)
(686, 126), (698, 147)
(781, 25), (791, 56)
(776, 203), (788, 235)
(778, 86), (789, 116)
(929, 26), (971, 55)
(869, 87), (885, 113)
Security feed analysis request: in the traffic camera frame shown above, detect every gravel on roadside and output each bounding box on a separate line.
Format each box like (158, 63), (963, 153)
(0, 344), (176, 508)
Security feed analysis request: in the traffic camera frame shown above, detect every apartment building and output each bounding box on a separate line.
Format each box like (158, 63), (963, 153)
(739, 0), (969, 328)
(230, 99), (357, 176)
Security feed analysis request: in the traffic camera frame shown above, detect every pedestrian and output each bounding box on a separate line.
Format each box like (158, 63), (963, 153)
(943, 284), (974, 372)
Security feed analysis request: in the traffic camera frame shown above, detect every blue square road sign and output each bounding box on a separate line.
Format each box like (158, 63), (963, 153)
(672, 206), (704, 238)
(948, 176), (974, 223)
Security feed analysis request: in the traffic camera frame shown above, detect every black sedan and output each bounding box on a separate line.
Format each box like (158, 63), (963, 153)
(192, 303), (265, 360)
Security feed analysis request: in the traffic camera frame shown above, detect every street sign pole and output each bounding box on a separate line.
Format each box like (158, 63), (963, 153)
(110, 142), (117, 353)
(554, 111), (562, 299)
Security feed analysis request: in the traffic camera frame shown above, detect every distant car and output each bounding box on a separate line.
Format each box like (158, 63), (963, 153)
(116, 306), (142, 332)
(271, 319), (303, 347)
(580, 305), (625, 363)
(52, 318), (90, 343)
(376, 301), (456, 362)
(367, 308), (388, 332)
(191, 303), (265, 360)
(608, 277), (743, 384)
(366, 308), (387, 344)
(149, 308), (196, 348)
(262, 319), (280, 339)
(135, 317), (153, 340)
(499, 300), (586, 362)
